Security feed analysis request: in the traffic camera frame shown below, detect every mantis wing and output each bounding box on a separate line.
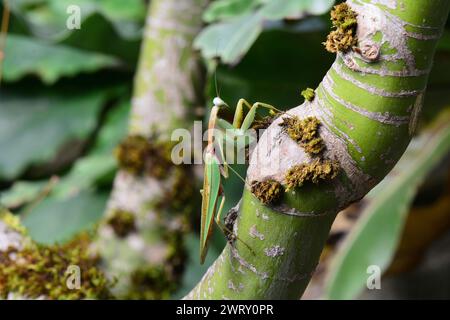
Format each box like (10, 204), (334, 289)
(200, 153), (222, 264)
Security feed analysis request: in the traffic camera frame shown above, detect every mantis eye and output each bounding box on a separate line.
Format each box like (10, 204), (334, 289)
(213, 97), (228, 108)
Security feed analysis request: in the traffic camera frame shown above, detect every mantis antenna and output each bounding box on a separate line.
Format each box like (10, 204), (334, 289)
(213, 38), (222, 99)
(0, 0), (10, 86)
(214, 63), (221, 98)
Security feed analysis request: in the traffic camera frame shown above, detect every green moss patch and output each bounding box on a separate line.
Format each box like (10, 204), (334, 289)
(125, 266), (175, 300)
(0, 234), (112, 300)
(301, 88), (316, 102)
(284, 159), (340, 192)
(115, 135), (174, 179)
(324, 3), (358, 53)
(279, 116), (325, 155)
(106, 209), (136, 238)
(251, 180), (283, 205)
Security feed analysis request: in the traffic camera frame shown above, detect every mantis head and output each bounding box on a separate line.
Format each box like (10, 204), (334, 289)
(213, 97), (229, 109)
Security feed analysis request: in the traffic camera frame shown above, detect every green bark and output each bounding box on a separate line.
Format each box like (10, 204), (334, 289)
(186, 0), (450, 300)
(95, 0), (208, 299)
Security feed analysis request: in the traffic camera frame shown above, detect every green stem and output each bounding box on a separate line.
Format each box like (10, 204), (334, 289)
(186, 0), (450, 300)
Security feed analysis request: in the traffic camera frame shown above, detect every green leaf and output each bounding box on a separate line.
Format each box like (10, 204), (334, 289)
(195, 13), (264, 65)
(195, 0), (334, 64)
(0, 100), (129, 209)
(259, 0), (334, 20)
(10, 0), (146, 40)
(53, 155), (116, 198)
(22, 191), (107, 244)
(60, 12), (141, 65)
(9, 0), (144, 64)
(0, 87), (117, 180)
(53, 101), (130, 198)
(88, 100), (130, 155)
(203, 0), (263, 23)
(3, 34), (120, 84)
(324, 110), (450, 300)
(0, 180), (48, 209)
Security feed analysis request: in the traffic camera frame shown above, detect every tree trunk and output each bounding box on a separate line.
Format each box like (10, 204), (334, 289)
(94, 0), (208, 299)
(185, 0), (450, 300)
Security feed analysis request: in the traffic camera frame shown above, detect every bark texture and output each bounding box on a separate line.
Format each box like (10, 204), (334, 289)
(94, 0), (207, 299)
(186, 0), (450, 300)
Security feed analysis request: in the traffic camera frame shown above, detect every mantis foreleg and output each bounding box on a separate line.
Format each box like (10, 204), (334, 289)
(241, 101), (281, 132)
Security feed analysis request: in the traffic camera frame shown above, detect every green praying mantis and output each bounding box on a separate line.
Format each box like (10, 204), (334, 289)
(199, 96), (282, 264)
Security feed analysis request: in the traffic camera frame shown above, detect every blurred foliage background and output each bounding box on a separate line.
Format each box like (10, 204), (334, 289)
(1, 0), (449, 299)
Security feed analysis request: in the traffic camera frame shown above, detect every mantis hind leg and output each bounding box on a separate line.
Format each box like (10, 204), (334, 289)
(214, 195), (255, 255)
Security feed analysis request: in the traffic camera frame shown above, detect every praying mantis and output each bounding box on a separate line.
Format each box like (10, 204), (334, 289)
(199, 96), (282, 264)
